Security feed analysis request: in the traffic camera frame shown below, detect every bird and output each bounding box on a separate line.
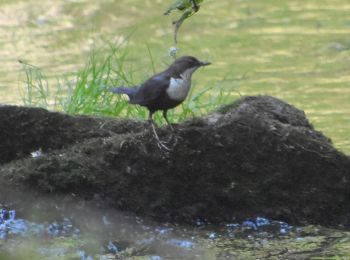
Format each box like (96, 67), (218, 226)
(110, 55), (211, 150)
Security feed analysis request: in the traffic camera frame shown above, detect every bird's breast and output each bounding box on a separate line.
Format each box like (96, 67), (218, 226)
(166, 77), (191, 101)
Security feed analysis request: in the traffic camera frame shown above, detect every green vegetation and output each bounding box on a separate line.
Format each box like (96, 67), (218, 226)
(1, 0), (349, 153)
(20, 41), (236, 125)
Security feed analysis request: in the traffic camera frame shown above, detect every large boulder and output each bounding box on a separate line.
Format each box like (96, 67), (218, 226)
(1, 96), (349, 226)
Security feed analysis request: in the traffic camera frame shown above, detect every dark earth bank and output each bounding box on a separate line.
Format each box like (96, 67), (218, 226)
(0, 96), (349, 227)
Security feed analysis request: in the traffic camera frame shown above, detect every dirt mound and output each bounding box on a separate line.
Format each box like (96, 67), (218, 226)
(0, 105), (146, 163)
(1, 96), (349, 226)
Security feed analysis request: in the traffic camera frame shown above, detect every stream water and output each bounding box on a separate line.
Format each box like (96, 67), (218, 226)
(1, 190), (350, 259)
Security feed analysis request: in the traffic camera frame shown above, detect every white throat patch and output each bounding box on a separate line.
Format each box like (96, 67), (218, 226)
(166, 67), (197, 101)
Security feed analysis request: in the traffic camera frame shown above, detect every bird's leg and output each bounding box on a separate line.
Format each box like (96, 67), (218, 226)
(163, 110), (174, 132)
(148, 112), (170, 151)
(162, 110), (181, 146)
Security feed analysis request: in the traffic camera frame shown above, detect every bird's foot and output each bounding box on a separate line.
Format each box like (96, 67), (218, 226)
(159, 131), (182, 151)
(156, 140), (172, 151)
(149, 120), (180, 151)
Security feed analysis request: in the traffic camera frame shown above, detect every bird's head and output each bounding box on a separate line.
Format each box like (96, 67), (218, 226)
(168, 56), (211, 77)
(173, 56), (211, 69)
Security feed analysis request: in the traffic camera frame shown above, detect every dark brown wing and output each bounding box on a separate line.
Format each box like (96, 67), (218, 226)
(130, 74), (170, 107)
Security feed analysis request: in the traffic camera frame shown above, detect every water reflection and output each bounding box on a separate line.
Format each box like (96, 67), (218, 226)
(1, 189), (350, 259)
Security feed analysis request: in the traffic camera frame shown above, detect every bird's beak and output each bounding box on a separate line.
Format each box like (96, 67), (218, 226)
(199, 61), (211, 67)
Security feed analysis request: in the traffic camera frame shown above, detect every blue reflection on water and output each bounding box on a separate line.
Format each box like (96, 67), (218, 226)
(166, 238), (195, 249)
(0, 208), (79, 240)
(225, 217), (293, 236)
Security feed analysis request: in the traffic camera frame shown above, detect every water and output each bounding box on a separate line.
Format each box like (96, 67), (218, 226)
(0, 0), (349, 153)
(1, 189), (350, 259)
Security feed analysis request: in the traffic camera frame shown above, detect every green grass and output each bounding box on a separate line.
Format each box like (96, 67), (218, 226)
(19, 41), (237, 125)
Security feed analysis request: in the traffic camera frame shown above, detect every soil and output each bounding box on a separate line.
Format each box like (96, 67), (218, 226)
(0, 96), (349, 226)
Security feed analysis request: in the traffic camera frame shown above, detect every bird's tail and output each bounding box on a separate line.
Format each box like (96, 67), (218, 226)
(110, 87), (137, 101)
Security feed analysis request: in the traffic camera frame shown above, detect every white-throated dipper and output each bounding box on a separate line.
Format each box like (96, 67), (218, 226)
(110, 55), (211, 149)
